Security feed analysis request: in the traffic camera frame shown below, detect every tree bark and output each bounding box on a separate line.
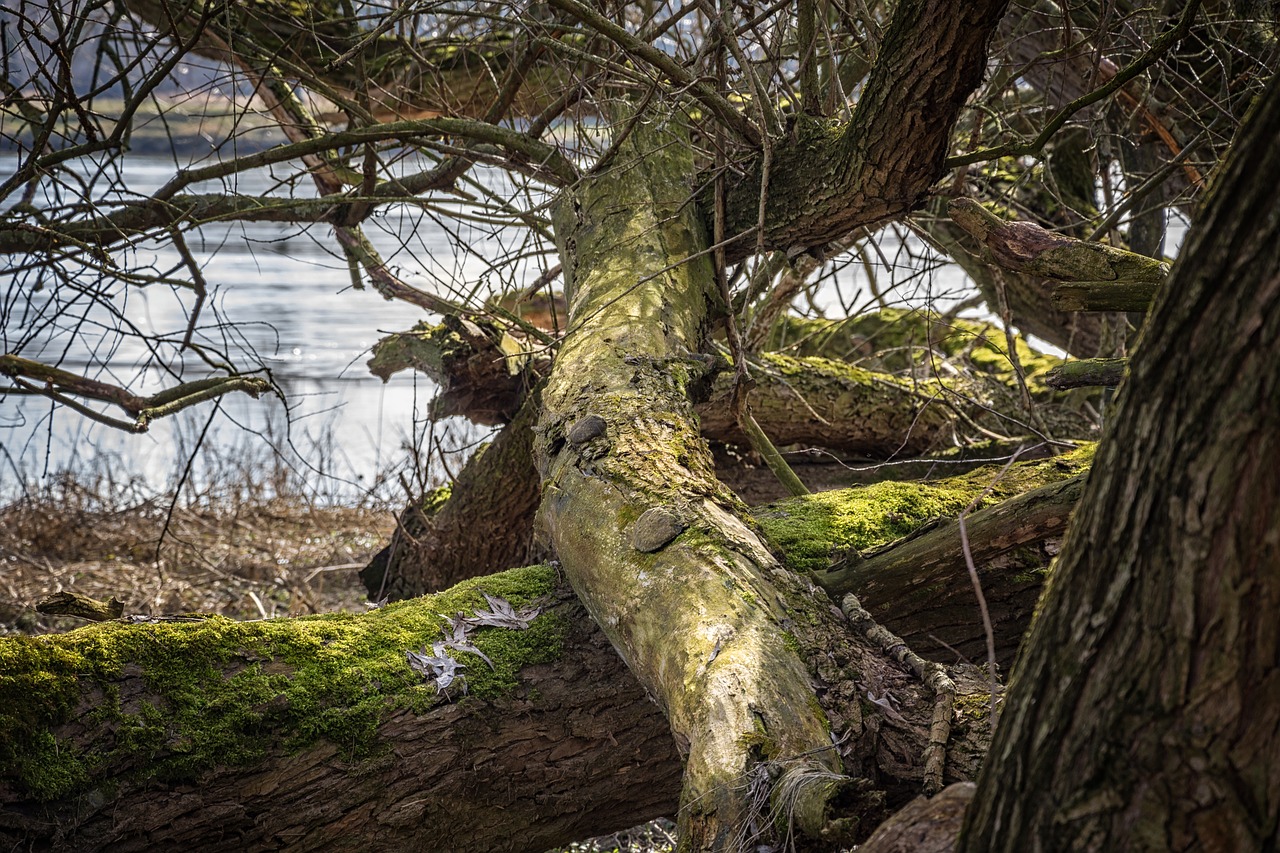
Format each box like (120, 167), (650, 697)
(961, 69), (1280, 851)
(0, 563), (1001, 852)
(360, 397), (545, 601)
(536, 114), (844, 848)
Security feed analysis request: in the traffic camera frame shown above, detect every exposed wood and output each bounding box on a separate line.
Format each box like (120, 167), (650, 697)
(367, 317), (539, 425)
(947, 198), (1168, 285)
(920, 205), (1107, 359)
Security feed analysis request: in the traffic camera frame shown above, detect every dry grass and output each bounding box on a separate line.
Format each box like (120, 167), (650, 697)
(0, 469), (392, 636)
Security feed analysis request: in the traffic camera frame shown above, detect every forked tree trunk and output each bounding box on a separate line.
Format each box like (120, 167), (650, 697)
(960, 70), (1280, 850)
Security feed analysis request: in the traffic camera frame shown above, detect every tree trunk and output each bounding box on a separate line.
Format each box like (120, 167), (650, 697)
(360, 397), (545, 601)
(536, 114), (845, 848)
(960, 70), (1280, 851)
(0, 561), (1000, 852)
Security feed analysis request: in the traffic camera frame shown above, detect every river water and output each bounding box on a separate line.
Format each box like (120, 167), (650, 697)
(0, 156), (557, 500)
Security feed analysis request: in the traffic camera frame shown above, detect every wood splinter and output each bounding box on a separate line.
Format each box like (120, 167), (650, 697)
(842, 593), (956, 796)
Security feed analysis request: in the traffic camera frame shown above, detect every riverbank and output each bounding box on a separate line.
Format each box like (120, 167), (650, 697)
(0, 471), (392, 636)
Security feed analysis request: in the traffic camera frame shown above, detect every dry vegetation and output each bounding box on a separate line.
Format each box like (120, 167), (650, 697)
(0, 459), (392, 636)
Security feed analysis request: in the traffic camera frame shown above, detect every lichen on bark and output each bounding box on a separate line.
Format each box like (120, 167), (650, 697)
(537, 110), (845, 846)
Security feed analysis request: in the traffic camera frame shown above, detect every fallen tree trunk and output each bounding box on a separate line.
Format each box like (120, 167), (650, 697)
(947, 198), (1167, 288)
(816, 474), (1084, 667)
(0, 562), (998, 852)
(534, 113), (844, 846)
(759, 448), (1091, 667)
(0, 568), (677, 852)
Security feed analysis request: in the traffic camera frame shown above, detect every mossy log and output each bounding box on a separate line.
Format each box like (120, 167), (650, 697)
(947, 198), (1168, 287)
(361, 306), (1089, 603)
(817, 474), (1084, 668)
(536, 114), (845, 846)
(1, 561), (1001, 852)
(1044, 358), (1127, 390)
(1051, 280), (1160, 313)
(758, 448), (1091, 667)
(0, 567), (678, 852)
(369, 313), (963, 458)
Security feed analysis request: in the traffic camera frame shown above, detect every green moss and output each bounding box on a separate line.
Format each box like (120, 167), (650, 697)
(0, 565), (565, 801)
(762, 307), (1063, 392)
(755, 445), (1093, 574)
(952, 692), (996, 722)
(420, 483), (453, 516)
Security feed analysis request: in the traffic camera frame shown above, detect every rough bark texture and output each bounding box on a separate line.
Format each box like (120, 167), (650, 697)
(0, 568), (683, 853)
(858, 783), (974, 853)
(718, 0), (1010, 261)
(360, 398), (544, 601)
(538, 116), (842, 848)
(961, 71), (1280, 851)
(921, 211), (1107, 358)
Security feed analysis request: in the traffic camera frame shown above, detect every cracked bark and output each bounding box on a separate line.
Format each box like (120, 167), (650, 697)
(960, 69), (1280, 851)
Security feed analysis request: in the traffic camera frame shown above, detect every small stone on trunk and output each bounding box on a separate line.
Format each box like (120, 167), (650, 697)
(630, 508), (686, 552)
